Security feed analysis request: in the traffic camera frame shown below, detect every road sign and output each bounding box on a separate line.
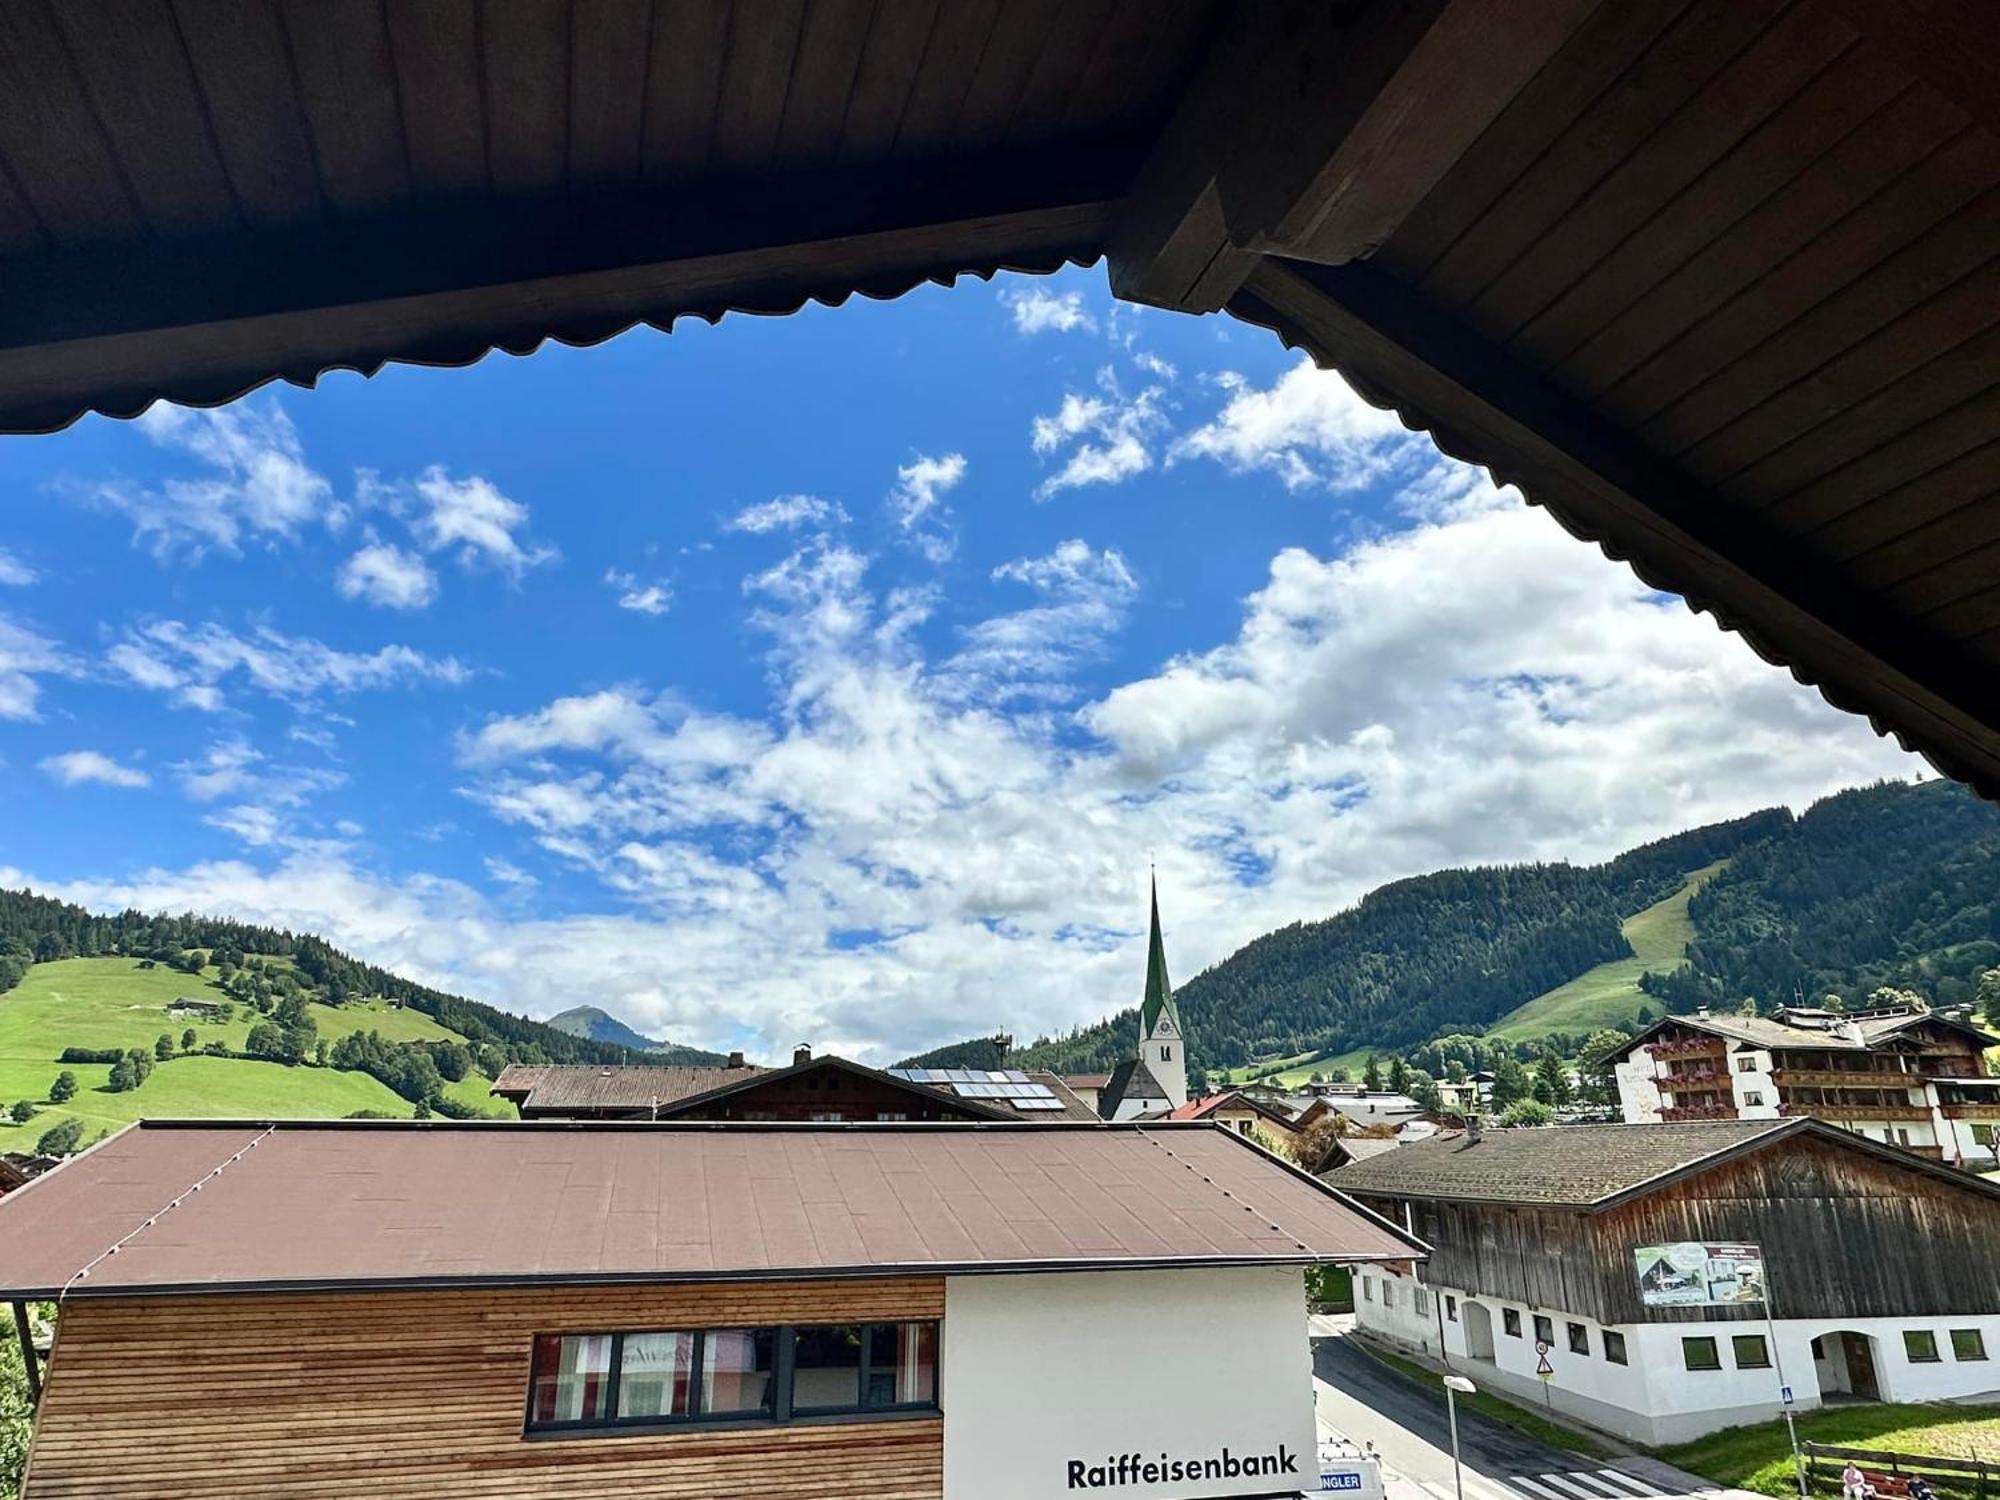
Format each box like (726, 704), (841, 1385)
(1781, 1385), (1793, 1406)
(1535, 1351), (1554, 1381)
(1534, 1339), (1551, 1354)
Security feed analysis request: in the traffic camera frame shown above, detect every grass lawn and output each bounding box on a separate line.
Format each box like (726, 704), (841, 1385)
(1362, 1343), (1613, 1460)
(1217, 1046), (1378, 1090)
(442, 1070), (516, 1118)
(1656, 1404), (2000, 1497)
(1489, 861), (1728, 1044)
(0, 957), (501, 1148)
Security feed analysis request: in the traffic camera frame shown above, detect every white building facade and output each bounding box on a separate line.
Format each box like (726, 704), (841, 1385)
(1612, 1006), (2000, 1168)
(1354, 1261), (2000, 1445)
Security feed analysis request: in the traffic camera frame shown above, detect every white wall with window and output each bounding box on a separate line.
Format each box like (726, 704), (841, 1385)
(1353, 1271), (2000, 1445)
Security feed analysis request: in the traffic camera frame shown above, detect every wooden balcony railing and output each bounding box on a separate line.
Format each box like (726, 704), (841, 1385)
(1942, 1103), (2000, 1121)
(1661, 1103), (1737, 1122)
(1780, 1102), (1932, 1122)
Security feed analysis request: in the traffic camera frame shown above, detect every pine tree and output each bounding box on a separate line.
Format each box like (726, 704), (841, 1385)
(1388, 1057), (1409, 1094)
(1363, 1056), (1383, 1091)
(1535, 1053), (1571, 1107)
(1490, 1055), (1531, 1108)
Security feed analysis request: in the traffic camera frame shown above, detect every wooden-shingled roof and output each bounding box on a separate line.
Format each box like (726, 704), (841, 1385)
(0, 0), (1995, 792)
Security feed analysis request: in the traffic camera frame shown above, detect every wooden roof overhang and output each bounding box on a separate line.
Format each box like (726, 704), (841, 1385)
(1, 0), (1995, 791)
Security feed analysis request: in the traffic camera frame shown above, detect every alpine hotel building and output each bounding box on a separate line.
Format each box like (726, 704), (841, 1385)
(0, 1118), (1420, 1500)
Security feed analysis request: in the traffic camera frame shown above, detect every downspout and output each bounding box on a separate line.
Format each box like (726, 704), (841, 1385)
(11, 1300), (39, 1405)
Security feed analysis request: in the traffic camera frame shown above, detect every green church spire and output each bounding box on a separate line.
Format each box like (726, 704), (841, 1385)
(1140, 872), (1178, 1037)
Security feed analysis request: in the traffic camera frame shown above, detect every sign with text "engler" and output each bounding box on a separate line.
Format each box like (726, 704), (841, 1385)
(1633, 1241), (1765, 1307)
(1067, 1446), (1301, 1489)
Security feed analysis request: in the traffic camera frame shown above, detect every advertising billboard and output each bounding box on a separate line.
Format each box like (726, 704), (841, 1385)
(1633, 1241), (1765, 1307)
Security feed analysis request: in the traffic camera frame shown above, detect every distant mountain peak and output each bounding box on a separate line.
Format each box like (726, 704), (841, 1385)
(544, 1005), (728, 1065)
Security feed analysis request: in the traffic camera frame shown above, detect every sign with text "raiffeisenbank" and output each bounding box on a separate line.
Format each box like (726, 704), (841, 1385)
(1066, 1446), (1303, 1490)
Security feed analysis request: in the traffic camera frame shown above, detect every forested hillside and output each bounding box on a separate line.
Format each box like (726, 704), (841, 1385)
(1012, 781), (2000, 1078)
(0, 886), (635, 1066)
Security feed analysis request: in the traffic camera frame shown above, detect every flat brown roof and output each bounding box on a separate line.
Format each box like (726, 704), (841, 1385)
(0, 1120), (1421, 1299)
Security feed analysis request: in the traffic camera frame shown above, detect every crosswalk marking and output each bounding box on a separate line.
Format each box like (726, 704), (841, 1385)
(1538, 1474), (1619, 1500)
(1496, 1471), (1692, 1500)
(1591, 1470), (1673, 1497)
(1507, 1477), (1572, 1500)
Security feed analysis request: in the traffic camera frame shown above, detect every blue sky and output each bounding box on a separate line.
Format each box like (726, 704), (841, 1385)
(0, 269), (1917, 1062)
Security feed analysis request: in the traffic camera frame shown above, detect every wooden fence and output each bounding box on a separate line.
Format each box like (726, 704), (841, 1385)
(1804, 1443), (1994, 1500)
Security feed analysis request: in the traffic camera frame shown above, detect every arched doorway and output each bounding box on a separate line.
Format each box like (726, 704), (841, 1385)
(1462, 1302), (1496, 1363)
(1811, 1331), (1881, 1402)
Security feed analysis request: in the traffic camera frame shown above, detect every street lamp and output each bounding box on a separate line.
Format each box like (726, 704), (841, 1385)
(1442, 1375), (1476, 1500)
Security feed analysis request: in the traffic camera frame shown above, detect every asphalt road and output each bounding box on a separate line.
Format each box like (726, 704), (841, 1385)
(1313, 1326), (1581, 1491)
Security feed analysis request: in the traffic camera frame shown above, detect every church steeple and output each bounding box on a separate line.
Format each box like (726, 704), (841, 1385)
(1137, 873), (1188, 1109)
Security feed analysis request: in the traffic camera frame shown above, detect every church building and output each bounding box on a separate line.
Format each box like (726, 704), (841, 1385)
(1097, 880), (1190, 1120)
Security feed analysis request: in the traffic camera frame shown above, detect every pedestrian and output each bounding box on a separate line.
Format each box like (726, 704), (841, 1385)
(1908, 1479), (1935, 1500)
(1842, 1462), (1875, 1500)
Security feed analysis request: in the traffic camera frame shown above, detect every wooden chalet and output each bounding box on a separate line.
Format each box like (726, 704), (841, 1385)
(1609, 1003), (2000, 1164)
(493, 1047), (1099, 1123)
(0, 0), (1993, 799)
(1335, 1118), (2000, 1441)
(0, 1119), (1422, 1500)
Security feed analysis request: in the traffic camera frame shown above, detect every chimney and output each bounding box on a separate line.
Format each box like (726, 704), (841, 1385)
(1695, 1004), (1710, 1018)
(727, 1050), (746, 1069)
(793, 1043), (813, 1067)
(1465, 1114), (1483, 1144)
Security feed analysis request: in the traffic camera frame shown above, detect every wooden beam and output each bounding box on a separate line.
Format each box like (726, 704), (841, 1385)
(1106, 3), (1320, 312)
(11, 1300), (38, 1405)
(1223, 0), (1609, 265)
(0, 146), (1128, 433)
(1110, 0), (1608, 310)
(1230, 257), (2000, 797)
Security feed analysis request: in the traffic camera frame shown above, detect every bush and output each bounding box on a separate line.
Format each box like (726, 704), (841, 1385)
(48, 1071), (76, 1104)
(1500, 1099), (1554, 1127)
(180, 1028), (197, 1052)
(154, 1033), (175, 1061)
(7, 1101), (35, 1124)
(59, 1047), (125, 1065)
(35, 1117), (85, 1156)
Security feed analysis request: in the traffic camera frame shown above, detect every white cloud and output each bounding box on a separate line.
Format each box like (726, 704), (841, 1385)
(484, 856), (539, 890)
(1171, 357), (1417, 491)
(337, 540), (439, 609)
(19, 431), (1920, 1068)
(1030, 378), (1169, 498)
(39, 750), (150, 789)
(605, 569), (672, 615)
(1004, 286), (1096, 335)
(361, 466), (556, 577)
(0, 613), (77, 720)
(108, 620), (470, 712)
(82, 400), (339, 557)
(173, 736), (345, 850)
(889, 453), (966, 563)
(725, 494), (849, 534)
(0, 551), (35, 587)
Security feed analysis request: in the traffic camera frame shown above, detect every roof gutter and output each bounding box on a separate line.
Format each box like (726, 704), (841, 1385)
(0, 1249), (1425, 1303)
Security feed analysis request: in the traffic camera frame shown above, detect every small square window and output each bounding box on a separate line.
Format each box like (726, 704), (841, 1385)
(1682, 1337), (1722, 1372)
(1951, 1329), (1988, 1362)
(1736, 1056), (1757, 1072)
(1733, 1334), (1771, 1369)
(1446, 1295), (1458, 1323)
(1603, 1331), (1627, 1365)
(1533, 1315), (1554, 1345)
(1904, 1330), (1941, 1363)
(1743, 1092), (1764, 1107)
(1567, 1322), (1590, 1356)
(1503, 1309), (1522, 1338)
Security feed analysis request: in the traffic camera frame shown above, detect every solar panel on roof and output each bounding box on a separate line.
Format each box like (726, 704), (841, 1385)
(1015, 1097), (1067, 1111)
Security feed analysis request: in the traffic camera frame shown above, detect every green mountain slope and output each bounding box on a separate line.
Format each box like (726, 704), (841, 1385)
(1488, 859), (1727, 1043)
(546, 1005), (726, 1064)
(1010, 780), (2000, 1079)
(0, 957), (514, 1154)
